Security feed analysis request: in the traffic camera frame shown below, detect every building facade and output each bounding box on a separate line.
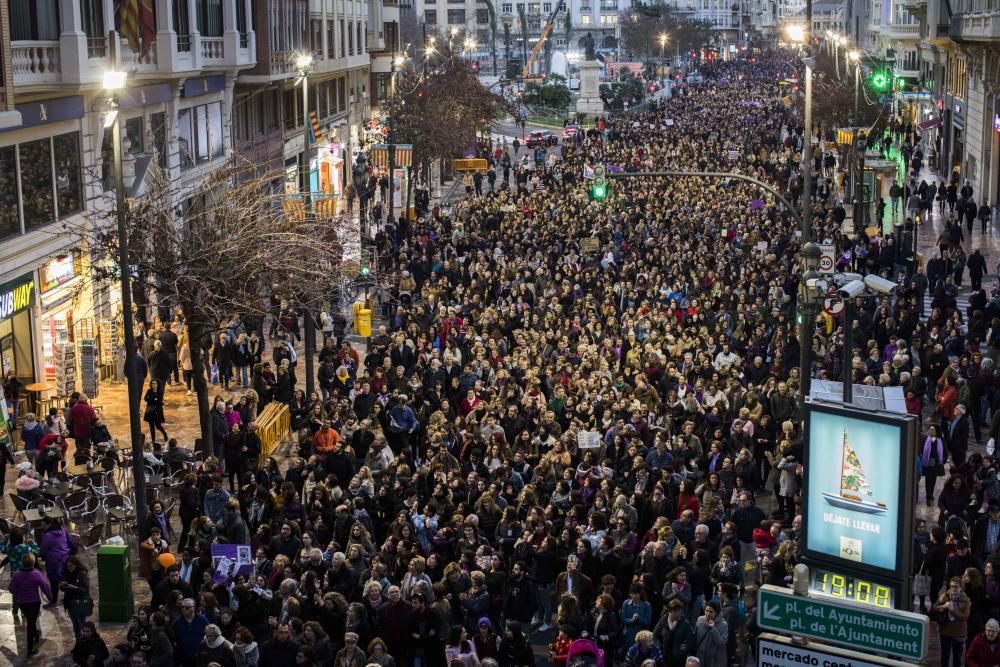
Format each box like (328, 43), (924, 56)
(0, 0), (382, 404)
(0, 0), (254, 398)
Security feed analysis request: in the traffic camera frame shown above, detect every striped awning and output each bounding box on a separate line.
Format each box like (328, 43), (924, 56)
(369, 144), (413, 169)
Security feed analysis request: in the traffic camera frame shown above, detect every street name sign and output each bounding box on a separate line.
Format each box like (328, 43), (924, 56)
(757, 635), (913, 667)
(756, 585), (928, 661)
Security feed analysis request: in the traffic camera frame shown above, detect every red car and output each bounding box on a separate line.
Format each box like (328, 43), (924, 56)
(562, 124), (581, 139)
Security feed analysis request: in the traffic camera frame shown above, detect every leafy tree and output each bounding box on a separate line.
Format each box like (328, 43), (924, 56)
(808, 47), (882, 131)
(620, 3), (715, 60)
(393, 54), (504, 169)
(525, 80), (572, 109)
(600, 70), (646, 109)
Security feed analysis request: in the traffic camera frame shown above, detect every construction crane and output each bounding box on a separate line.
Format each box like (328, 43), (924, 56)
(521, 0), (566, 82)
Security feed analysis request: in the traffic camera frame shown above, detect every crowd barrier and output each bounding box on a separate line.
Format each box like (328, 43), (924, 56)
(256, 401), (291, 466)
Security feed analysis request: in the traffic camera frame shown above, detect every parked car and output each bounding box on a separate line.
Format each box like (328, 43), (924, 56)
(526, 130), (558, 148)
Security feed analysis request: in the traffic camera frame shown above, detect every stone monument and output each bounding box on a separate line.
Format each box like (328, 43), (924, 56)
(575, 34), (605, 117)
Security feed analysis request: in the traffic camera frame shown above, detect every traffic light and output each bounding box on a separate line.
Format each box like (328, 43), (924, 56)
(592, 164), (608, 200)
(870, 69), (890, 91)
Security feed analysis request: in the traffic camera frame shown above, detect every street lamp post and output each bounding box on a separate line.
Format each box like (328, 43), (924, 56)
(502, 15), (512, 77)
(798, 242), (823, 403)
(658, 33), (667, 60)
(103, 61), (149, 533)
(296, 53), (317, 397)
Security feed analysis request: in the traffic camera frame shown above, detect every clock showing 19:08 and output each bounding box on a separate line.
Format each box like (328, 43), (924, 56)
(807, 568), (895, 609)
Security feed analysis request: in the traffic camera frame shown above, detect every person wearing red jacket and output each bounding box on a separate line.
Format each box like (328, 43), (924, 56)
(967, 620), (1000, 667)
(68, 396), (96, 453)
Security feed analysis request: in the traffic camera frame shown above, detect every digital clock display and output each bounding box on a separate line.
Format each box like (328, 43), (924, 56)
(808, 568), (895, 609)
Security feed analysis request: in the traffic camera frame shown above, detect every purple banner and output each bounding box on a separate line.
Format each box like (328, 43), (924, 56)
(211, 544), (253, 583)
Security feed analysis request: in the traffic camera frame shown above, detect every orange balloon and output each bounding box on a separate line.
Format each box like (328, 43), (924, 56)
(157, 552), (176, 569)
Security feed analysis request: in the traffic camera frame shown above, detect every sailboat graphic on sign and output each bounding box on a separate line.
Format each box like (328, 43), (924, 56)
(822, 430), (888, 515)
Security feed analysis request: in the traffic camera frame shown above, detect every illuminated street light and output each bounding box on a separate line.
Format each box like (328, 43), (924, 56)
(785, 23), (805, 43)
(295, 53), (313, 71)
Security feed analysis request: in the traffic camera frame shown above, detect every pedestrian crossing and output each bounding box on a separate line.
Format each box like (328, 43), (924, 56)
(920, 286), (973, 322)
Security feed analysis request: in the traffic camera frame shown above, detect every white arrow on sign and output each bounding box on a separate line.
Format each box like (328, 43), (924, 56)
(762, 602), (781, 621)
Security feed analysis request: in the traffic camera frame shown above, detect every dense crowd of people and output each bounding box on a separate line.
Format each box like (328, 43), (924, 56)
(3, 49), (1000, 667)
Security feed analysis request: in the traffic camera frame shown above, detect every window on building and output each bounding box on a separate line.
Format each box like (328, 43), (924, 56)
(358, 21), (363, 54)
(9, 0), (59, 40)
(53, 133), (81, 219)
(177, 102), (225, 171)
(150, 111), (167, 167)
(543, 2), (552, 11)
(174, 0), (191, 50)
(340, 19), (346, 57)
(348, 20), (354, 54)
(528, 2), (540, 12)
(600, 13), (617, 23)
(196, 0), (223, 37)
(385, 20), (398, 52)
(580, 14), (591, 23)
(477, 8), (489, 23)
(0, 146), (17, 239)
(448, 9), (466, 23)
(338, 78), (346, 111)
(424, 9), (438, 23)
(528, 17), (541, 29)
(20, 138), (54, 228)
(502, 3), (512, 12)
(327, 19), (335, 57)
(81, 0), (106, 56)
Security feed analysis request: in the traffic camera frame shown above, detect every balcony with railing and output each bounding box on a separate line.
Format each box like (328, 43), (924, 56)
(950, 4), (1000, 40)
(880, 21), (922, 37)
(201, 37), (226, 63)
(11, 41), (60, 86)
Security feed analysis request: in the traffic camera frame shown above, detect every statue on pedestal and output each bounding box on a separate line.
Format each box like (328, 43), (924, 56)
(582, 33), (596, 61)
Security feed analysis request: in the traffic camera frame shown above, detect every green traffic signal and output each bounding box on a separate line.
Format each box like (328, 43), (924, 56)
(593, 182), (607, 200)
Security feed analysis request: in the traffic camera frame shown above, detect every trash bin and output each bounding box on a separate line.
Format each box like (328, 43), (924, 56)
(357, 309), (372, 338)
(97, 544), (133, 622)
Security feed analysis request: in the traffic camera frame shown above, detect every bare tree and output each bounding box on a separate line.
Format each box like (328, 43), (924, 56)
(72, 159), (354, 454)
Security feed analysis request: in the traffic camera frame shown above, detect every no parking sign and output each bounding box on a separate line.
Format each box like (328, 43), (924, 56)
(818, 243), (836, 275)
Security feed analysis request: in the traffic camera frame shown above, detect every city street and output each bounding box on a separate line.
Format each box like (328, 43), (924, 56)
(4, 34), (1000, 667)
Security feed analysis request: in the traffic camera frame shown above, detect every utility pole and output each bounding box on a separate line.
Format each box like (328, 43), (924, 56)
(388, 52), (397, 226)
(105, 40), (148, 533)
(297, 55), (317, 396)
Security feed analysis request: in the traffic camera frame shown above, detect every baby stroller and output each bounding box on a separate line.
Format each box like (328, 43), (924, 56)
(566, 638), (605, 667)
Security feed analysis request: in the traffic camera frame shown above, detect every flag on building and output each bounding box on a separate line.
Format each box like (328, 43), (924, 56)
(309, 111), (321, 144)
(120, 0), (157, 56)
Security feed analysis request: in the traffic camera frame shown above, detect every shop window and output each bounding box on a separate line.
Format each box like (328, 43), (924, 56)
(20, 138), (55, 230)
(0, 146), (18, 239)
(54, 133), (82, 219)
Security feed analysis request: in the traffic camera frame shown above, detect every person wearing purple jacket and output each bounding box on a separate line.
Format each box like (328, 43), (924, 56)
(39, 516), (71, 606)
(9, 552), (52, 655)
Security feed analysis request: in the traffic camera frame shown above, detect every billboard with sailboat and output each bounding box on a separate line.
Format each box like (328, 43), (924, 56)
(803, 403), (916, 576)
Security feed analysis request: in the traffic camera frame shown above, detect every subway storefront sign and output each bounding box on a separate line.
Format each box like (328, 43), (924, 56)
(0, 273), (35, 320)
